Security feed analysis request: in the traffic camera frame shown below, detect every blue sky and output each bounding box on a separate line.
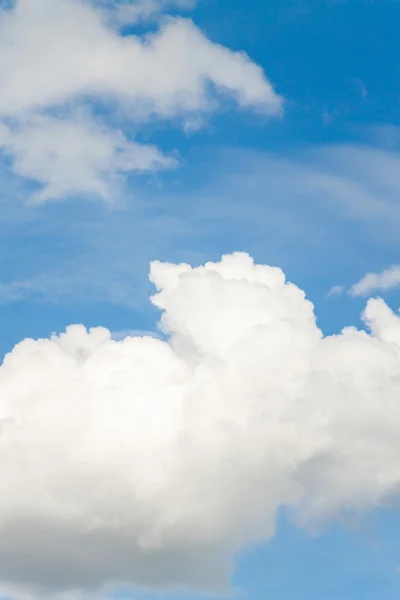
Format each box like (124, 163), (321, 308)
(2, 1), (400, 599)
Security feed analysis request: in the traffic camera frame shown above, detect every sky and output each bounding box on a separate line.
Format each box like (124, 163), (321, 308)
(2, 0), (400, 599)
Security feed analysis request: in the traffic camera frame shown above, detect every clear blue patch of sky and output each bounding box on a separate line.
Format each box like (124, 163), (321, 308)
(233, 511), (400, 600)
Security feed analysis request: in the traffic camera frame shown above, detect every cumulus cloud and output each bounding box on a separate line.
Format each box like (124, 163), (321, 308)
(0, 0), (281, 201)
(2, 253), (400, 599)
(350, 265), (400, 297)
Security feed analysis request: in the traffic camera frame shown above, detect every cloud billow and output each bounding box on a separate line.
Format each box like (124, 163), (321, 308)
(1, 252), (400, 598)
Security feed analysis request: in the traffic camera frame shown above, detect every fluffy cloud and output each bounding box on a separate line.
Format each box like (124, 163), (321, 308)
(350, 265), (400, 297)
(0, 0), (280, 117)
(0, 0), (282, 201)
(2, 252), (400, 599)
(330, 264), (400, 298)
(0, 115), (175, 202)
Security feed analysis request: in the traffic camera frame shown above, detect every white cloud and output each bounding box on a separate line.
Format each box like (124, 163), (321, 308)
(0, 0), (280, 117)
(0, 0), (281, 201)
(350, 265), (400, 297)
(3, 253), (400, 598)
(0, 114), (176, 202)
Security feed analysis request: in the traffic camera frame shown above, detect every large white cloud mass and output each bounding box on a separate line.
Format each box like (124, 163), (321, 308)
(1, 252), (400, 598)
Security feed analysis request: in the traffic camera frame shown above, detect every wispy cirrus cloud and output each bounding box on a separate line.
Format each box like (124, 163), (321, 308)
(2, 141), (400, 312)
